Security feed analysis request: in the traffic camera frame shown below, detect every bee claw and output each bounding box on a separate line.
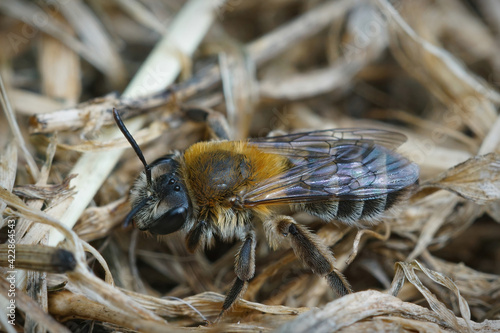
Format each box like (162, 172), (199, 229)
(202, 318), (213, 326)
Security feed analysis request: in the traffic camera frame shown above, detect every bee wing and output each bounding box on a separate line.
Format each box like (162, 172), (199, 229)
(243, 129), (418, 206)
(250, 128), (406, 151)
(249, 128), (409, 165)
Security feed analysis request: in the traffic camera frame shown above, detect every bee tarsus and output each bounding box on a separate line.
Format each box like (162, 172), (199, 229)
(218, 277), (246, 321)
(217, 231), (257, 319)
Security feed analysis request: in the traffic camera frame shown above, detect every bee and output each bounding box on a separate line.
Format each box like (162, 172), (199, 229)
(113, 108), (419, 318)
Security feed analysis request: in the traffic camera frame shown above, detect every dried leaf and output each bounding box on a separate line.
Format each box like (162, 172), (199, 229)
(13, 174), (75, 200)
(424, 153), (500, 204)
(0, 276), (70, 333)
(394, 261), (473, 332)
(74, 198), (128, 241)
(56, 120), (168, 152)
(276, 290), (474, 333)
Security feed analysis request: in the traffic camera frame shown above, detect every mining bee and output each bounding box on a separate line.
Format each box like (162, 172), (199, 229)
(113, 108), (419, 319)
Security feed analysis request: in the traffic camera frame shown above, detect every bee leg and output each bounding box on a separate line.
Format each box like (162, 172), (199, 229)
(183, 107), (231, 140)
(265, 216), (353, 297)
(217, 230), (256, 321)
(186, 220), (208, 253)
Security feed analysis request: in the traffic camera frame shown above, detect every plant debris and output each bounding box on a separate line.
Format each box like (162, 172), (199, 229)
(1, 0), (500, 332)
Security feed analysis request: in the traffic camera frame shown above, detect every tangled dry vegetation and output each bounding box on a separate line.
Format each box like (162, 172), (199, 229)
(1, 0), (500, 332)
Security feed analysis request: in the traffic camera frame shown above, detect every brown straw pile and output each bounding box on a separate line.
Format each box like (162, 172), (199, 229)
(1, 0), (500, 332)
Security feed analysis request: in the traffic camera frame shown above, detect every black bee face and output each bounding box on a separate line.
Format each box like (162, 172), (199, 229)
(128, 155), (192, 235)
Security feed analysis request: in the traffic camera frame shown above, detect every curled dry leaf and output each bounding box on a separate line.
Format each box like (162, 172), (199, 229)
(423, 153), (500, 204)
(392, 260), (473, 332)
(74, 197), (128, 242)
(276, 290), (477, 333)
(56, 120), (169, 153)
(422, 253), (500, 312)
(13, 174), (76, 200)
(346, 224), (390, 265)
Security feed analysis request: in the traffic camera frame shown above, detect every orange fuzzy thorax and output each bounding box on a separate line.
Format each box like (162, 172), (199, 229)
(182, 141), (289, 218)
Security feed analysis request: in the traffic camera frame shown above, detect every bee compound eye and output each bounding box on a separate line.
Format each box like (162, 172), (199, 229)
(149, 206), (187, 235)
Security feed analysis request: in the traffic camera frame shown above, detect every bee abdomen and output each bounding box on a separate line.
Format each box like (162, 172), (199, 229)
(300, 201), (339, 221)
(336, 200), (364, 224)
(300, 188), (409, 226)
(359, 197), (386, 220)
(384, 189), (405, 210)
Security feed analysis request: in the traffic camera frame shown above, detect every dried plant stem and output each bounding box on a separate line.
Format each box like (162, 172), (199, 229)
(48, 291), (171, 333)
(0, 1), (120, 83)
(1, 187), (167, 324)
(375, 0), (500, 104)
(0, 276), (70, 333)
(479, 114), (500, 154)
(0, 74), (39, 179)
(115, 0), (167, 34)
(46, 0), (225, 247)
(0, 141), (17, 228)
(0, 244), (75, 273)
(276, 290), (490, 333)
(31, 0), (356, 134)
(346, 224), (390, 265)
(246, 0), (354, 65)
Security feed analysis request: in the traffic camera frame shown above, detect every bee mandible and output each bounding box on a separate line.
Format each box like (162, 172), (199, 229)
(113, 108), (419, 319)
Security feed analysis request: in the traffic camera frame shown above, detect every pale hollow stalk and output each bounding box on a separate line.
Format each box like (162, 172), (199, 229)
(47, 0), (226, 247)
(30, 0), (356, 134)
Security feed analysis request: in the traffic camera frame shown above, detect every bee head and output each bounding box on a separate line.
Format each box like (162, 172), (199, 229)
(113, 109), (191, 235)
(128, 155), (191, 235)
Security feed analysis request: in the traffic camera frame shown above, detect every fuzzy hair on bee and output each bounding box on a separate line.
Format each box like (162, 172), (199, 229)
(182, 141), (291, 247)
(112, 108), (419, 321)
(128, 151), (190, 231)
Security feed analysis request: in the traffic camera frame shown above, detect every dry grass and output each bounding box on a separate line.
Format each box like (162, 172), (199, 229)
(1, 0), (500, 332)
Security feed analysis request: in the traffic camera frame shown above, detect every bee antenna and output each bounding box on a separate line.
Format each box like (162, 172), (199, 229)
(112, 108), (152, 186)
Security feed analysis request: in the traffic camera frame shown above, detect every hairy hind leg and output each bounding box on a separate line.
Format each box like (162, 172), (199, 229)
(264, 215), (352, 297)
(217, 230), (256, 321)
